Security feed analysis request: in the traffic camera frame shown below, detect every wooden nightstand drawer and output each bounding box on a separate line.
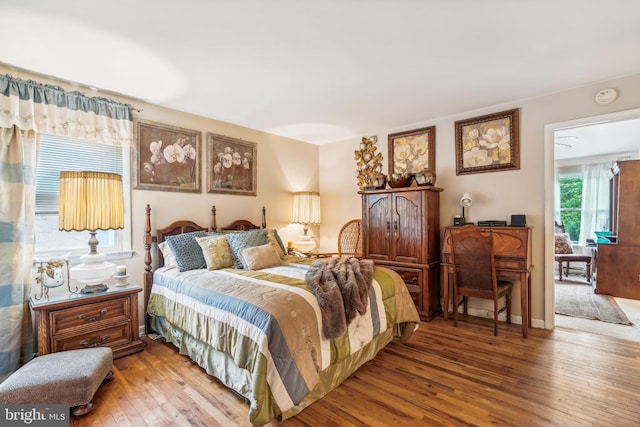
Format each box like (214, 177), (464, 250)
(50, 297), (130, 335)
(30, 286), (144, 359)
(52, 322), (132, 353)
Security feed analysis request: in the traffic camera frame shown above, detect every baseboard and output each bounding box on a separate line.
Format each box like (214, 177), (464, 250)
(453, 306), (519, 323)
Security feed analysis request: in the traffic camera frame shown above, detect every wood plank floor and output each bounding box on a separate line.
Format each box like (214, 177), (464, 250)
(71, 316), (640, 427)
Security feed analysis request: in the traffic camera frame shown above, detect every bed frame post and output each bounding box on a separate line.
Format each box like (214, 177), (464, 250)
(143, 204), (153, 334)
(212, 205), (218, 231)
(261, 206), (266, 228)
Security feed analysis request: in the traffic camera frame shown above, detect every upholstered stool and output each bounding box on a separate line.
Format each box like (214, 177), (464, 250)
(0, 347), (113, 416)
(555, 253), (592, 282)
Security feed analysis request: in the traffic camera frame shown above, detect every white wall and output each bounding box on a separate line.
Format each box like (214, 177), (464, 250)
(319, 72), (640, 328)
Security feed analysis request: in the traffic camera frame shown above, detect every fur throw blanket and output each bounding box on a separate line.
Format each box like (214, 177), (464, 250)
(305, 256), (374, 339)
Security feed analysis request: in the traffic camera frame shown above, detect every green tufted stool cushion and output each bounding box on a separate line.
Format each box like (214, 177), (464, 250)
(0, 347), (113, 416)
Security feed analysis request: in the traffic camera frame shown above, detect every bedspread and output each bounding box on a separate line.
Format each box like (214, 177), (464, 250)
(147, 260), (419, 426)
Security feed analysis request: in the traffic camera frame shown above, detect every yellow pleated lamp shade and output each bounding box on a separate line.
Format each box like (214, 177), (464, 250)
(58, 171), (124, 232)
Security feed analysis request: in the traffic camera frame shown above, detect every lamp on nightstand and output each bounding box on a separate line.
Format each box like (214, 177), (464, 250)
(59, 171), (124, 294)
(292, 191), (320, 253)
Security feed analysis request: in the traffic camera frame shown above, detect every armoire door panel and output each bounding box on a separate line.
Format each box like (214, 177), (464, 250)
(393, 192), (422, 262)
(365, 194), (391, 260)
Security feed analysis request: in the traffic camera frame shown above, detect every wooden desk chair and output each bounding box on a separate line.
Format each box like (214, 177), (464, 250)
(554, 222), (591, 282)
(451, 225), (514, 336)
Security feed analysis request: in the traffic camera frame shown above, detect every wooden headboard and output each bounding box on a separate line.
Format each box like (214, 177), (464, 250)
(220, 206), (267, 231)
(142, 204), (266, 332)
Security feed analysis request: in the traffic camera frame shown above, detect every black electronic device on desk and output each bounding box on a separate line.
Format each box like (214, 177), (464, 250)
(509, 214), (527, 227)
(453, 216), (474, 226)
(477, 220), (507, 227)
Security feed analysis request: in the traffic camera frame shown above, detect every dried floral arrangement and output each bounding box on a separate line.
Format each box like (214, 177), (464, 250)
(354, 136), (384, 190)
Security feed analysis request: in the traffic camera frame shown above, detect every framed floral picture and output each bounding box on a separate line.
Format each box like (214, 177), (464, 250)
(207, 132), (257, 196)
(134, 120), (201, 192)
(454, 108), (520, 175)
(388, 126), (435, 175)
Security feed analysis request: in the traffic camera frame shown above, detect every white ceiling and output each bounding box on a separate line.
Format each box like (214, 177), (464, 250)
(2, 0), (640, 149)
(555, 117), (640, 161)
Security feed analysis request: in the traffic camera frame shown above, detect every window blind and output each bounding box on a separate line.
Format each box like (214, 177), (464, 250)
(36, 134), (123, 214)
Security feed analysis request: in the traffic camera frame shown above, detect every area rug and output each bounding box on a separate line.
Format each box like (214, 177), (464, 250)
(555, 281), (633, 325)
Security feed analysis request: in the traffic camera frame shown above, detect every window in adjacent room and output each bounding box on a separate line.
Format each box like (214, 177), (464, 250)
(558, 174), (582, 241)
(558, 162), (611, 243)
(34, 134), (131, 257)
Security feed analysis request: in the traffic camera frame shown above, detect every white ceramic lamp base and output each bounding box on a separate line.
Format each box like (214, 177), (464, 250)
(71, 253), (115, 294)
(294, 235), (316, 254)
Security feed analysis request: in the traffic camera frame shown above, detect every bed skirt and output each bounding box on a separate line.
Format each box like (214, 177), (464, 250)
(150, 314), (404, 425)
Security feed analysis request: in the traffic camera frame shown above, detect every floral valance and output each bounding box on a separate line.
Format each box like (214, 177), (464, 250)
(0, 74), (133, 146)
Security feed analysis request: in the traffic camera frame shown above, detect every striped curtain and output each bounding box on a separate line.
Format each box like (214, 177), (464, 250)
(0, 127), (38, 382)
(0, 74), (133, 381)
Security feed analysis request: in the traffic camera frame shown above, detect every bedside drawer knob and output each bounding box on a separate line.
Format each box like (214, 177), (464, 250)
(80, 335), (109, 348)
(79, 308), (107, 322)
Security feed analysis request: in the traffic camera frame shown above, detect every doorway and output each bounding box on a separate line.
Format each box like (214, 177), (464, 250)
(544, 108), (640, 338)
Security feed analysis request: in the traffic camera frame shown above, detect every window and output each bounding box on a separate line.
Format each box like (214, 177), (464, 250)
(558, 163), (611, 243)
(558, 175), (582, 241)
(35, 134), (131, 257)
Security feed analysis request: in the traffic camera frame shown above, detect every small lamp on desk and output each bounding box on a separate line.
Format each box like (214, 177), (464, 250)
(292, 191), (320, 253)
(459, 193), (472, 225)
(58, 171), (124, 294)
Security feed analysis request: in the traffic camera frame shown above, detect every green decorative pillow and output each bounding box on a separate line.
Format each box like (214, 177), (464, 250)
(196, 235), (234, 270)
(239, 243), (283, 270)
(225, 229), (269, 268)
(166, 231), (207, 271)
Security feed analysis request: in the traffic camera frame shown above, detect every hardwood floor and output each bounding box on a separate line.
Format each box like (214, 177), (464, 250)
(71, 316), (640, 427)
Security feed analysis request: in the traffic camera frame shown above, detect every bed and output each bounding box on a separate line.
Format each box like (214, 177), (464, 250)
(142, 204), (420, 426)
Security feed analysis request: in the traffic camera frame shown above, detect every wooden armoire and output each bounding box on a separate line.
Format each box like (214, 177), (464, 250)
(360, 186), (443, 320)
(596, 159), (640, 299)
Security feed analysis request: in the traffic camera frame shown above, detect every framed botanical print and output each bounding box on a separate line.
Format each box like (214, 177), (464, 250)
(207, 132), (257, 196)
(455, 108), (520, 175)
(388, 126), (435, 175)
(134, 120), (202, 192)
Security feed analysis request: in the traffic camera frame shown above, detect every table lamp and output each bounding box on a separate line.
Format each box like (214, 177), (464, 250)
(59, 171), (124, 294)
(460, 193), (472, 224)
(292, 191), (320, 253)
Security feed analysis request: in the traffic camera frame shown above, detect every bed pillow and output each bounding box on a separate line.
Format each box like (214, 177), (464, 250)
(554, 233), (573, 254)
(225, 229), (269, 268)
(158, 241), (178, 268)
(266, 229), (287, 259)
(165, 230), (208, 271)
(239, 243), (283, 270)
(196, 235), (234, 270)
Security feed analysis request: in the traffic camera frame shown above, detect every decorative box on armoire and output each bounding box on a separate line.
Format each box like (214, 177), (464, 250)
(360, 186), (443, 320)
(596, 159), (640, 299)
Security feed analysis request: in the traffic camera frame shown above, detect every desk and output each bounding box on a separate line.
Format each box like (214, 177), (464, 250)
(441, 226), (532, 337)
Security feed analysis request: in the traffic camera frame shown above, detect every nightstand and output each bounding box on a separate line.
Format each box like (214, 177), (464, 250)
(30, 285), (144, 358)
